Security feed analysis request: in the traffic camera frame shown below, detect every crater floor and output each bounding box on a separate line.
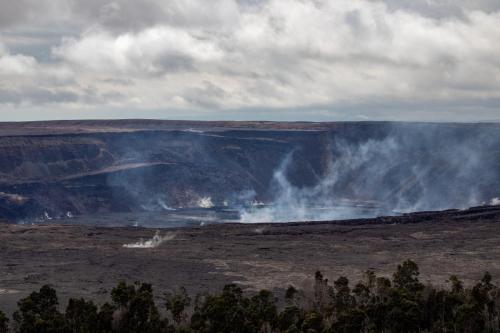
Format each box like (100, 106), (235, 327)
(1, 205), (500, 314)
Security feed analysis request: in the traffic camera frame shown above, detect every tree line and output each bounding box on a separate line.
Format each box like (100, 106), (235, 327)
(1, 260), (499, 332)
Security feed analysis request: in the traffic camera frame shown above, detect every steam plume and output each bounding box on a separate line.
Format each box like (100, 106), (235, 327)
(240, 125), (499, 223)
(123, 231), (176, 248)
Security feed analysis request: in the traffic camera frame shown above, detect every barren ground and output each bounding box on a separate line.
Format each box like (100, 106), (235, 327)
(1, 206), (500, 314)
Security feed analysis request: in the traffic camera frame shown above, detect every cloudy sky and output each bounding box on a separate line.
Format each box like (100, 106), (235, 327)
(0, 0), (499, 122)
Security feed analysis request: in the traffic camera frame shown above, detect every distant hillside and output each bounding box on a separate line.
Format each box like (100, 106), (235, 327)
(0, 120), (499, 222)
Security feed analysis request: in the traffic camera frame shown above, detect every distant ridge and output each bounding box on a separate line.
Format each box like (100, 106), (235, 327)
(1, 119), (499, 137)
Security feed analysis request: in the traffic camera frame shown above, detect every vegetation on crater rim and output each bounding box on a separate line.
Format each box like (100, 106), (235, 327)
(1, 260), (499, 333)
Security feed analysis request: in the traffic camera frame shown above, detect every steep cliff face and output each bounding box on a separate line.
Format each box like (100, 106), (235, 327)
(0, 126), (331, 221)
(0, 121), (499, 222)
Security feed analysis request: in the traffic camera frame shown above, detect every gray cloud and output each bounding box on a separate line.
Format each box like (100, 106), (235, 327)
(0, 0), (499, 121)
(184, 81), (230, 108)
(0, 87), (78, 105)
(0, 0), (47, 28)
(383, 0), (500, 18)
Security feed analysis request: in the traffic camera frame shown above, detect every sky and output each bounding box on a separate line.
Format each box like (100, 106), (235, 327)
(0, 0), (499, 122)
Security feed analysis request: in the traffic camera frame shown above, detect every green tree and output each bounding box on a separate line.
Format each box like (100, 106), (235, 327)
(0, 310), (8, 333)
(191, 284), (258, 333)
(386, 289), (422, 333)
(364, 269), (376, 291)
(285, 285), (298, 305)
(165, 287), (191, 325)
(13, 285), (67, 333)
(449, 275), (464, 294)
(392, 260), (424, 294)
(96, 303), (114, 333)
(455, 303), (485, 333)
(277, 305), (301, 332)
(111, 282), (166, 333)
(110, 281), (135, 309)
(5, 260), (500, 333)
(330, 308), (366, 333)
(248, 289), (278, 332)
(352, 282), (370, 307)
(375, 276), (391, 301)
(301, 311), (323, 333)
(312, 271), (334, 316)
(65, 298), (99, 333)
(334, 276), (354, 315)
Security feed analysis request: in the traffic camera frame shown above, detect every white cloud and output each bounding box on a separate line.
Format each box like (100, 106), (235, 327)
(0, 52), (37, 76)
(0, 0), (499, 120)
(0, 42), (85, 106)
(53, 26), (224, 74)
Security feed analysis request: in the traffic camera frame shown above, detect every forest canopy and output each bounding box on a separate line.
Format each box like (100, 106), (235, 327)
(1, 260), (498, 333)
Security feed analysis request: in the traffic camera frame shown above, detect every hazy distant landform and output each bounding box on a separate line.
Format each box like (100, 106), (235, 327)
(0, 120), (499, 227)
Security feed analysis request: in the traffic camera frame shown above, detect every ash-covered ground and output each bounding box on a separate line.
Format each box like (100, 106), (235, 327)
(1, 205), (500, 315)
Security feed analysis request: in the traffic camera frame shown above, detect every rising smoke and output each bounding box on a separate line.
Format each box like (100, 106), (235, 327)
(100, 123), (499, 225)
(240, 124), (500, 223)
(123, 231), (176, 248)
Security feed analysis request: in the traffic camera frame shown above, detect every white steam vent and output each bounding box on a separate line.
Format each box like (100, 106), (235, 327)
(123, 231), (176, 249)
(491, 198), (500, 205)
(198, 197), (214, 208)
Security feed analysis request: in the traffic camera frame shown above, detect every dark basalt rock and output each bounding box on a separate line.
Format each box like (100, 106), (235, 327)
(0, 120), (499, 222)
